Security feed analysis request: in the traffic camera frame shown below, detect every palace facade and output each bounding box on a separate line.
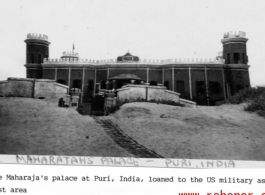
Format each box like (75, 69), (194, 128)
(24, 31), (250, 105)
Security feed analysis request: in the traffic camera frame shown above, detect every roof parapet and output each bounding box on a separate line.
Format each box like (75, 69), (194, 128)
(43, 57), (225, 65)
(27, 33), (48, 41)
(224, 31), (246, 38)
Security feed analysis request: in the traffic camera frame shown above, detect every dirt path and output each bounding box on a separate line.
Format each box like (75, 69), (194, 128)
(94, 118), (164, 158)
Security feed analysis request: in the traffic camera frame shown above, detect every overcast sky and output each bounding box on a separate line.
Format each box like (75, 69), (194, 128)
(0, 0), (265, 86)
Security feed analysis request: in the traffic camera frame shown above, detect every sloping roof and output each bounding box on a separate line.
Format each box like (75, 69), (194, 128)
(108, 74), (143, 80)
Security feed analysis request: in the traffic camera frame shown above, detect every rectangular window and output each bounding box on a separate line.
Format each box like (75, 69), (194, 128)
(176, 81), (185, 98)
(234, 53), (240, 64)
(31, 53), (35, 63)
(38, 54), (42, 64)
(242, 53), (245, 64)
(227, 53), (230, 64)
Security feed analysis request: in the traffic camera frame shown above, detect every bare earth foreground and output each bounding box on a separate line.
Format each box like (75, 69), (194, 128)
(0, 97), (265, 160)
(0, 98), (132, 157)
(104, 102), (265, 161)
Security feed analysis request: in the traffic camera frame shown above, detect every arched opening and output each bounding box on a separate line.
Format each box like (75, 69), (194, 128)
(149, 81), (157, 86)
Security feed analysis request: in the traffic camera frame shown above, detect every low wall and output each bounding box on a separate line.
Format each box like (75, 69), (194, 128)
(117, 84), (181, 103)
(117, 85), (146, 100)
(0, 80), (9, 97)
(0, 78), (34, 97)
(180, 98), (197, 108)
(34, 80), (68, 101)
(0, 77), (68, 102)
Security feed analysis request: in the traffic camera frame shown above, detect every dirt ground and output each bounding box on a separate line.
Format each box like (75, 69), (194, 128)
(1, 97), (265, 160)
(105, 102), (265, 160)
(0, 97), (132, 157)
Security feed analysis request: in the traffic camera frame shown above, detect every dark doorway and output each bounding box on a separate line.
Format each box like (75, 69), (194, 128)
(164, 81), (169, 90)
(196, 81), (207, 105)
(73, 79), (82, 89)
(87, 80), (94, 99)
(176, 81), (185, 98)
(209, 82), (221, 94)
(101, 81), (106, 89)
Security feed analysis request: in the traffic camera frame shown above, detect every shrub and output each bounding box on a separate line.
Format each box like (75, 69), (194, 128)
(244, 91), (265, 117)
(216, 86), (265, 118)
(217, 86), (265, 105)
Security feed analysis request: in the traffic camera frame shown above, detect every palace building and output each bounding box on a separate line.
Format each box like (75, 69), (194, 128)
(24, 31), (250, 105)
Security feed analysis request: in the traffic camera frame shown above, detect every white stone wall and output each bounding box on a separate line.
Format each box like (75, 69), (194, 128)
(0, 78), (34, 97)
(0, 78), (68, 102)
(34, 80), (68, 101)
(0, 81), (9, 96)
(118, 85), (146, 100)
(165, 90), (180, 102)
(117, 84), (181, 103)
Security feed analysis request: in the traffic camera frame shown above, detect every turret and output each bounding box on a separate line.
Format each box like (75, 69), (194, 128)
(25, 33), (50, 64)
(221, 31), (248, 64)
(24, 33), (50, 78)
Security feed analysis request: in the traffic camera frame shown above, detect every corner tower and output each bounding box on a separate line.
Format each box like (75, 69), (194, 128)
(24, 33), (50, 78)
(221, 31), (248, 64)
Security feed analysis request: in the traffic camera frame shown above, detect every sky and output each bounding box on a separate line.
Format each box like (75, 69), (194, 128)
(0, 0), (265, 86)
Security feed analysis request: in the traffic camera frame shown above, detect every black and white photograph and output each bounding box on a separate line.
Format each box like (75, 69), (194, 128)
(0, 0), (265, 163)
